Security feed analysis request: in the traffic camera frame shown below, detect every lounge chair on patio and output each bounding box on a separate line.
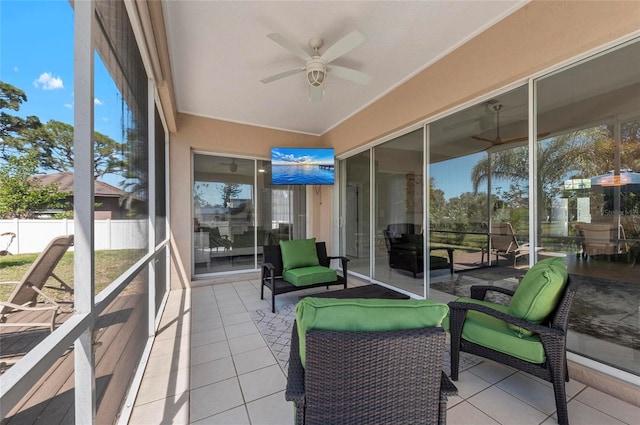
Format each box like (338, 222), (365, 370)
(0, 235), (74, 332)
(575, 222), (628, 260)
(482, 222), (541, 267)
(0, 232), (16, 256)
(448, 258), (576, 425)
(286, 297), (457, 425)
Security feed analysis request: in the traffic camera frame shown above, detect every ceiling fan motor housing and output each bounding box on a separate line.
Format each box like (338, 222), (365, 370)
(306, 58), (326, 86)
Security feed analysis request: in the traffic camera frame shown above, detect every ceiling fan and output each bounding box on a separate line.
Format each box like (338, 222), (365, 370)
(260, 30), (373, 102)
(471, 103), (549, 145)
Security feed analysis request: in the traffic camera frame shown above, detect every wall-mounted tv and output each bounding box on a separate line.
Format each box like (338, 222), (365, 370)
(271, 147), (335, 185)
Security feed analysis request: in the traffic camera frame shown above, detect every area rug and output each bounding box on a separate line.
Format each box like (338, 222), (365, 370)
(432, 269), (640, 351)
(250, 292), (483, 377)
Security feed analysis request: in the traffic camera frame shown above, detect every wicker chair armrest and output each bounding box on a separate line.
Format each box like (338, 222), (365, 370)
(285, 324), (306, 403)
(440, 371), (458, 397)
(448, 301), (565, 337)
(470, 285), (515, 300)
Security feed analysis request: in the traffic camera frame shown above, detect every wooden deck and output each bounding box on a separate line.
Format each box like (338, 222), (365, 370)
(1, 278), (147, 425)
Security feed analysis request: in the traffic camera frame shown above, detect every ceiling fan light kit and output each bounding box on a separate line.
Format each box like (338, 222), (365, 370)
(261, 30), (372, 102)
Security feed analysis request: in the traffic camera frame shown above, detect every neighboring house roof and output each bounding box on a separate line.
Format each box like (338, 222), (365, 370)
(31, 172), (127, 198)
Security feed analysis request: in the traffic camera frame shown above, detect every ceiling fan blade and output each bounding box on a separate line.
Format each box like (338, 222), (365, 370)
(260, 67), (305, 84)
(320, 30), (365, 63)
(267, 33), (311, 61)
(309, 84), (324, 102)
(500, 132), (551, 144)
(328, 65), (372, 85)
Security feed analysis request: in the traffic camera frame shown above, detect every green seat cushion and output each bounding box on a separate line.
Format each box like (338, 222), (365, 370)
(283, 266), (337, 287)
(507, 257), (568, 337)
(296, 297), (449, 367)
(280, 238), (319, 272)
(455, 297), (545, 363)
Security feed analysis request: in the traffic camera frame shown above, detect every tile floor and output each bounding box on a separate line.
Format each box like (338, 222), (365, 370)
(129, 275), (640, 425)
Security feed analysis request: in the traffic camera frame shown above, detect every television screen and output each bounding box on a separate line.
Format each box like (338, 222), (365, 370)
(271, 147), (335, 185)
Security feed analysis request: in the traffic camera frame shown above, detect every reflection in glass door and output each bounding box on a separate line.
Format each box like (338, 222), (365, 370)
(193, 154), (255, 274)
(342, 151), (370, 277)
(373, 129), (424, 296)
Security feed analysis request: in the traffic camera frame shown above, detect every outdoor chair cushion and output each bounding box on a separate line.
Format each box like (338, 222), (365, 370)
(452, 297), (546, 363)
(283, 266), (337, 287)
(280, 238), (319, 272)
(507, 257), (568, 336)
(295, 297), (449, 367)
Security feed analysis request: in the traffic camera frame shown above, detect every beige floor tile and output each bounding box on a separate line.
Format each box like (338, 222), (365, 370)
(550, 399), (627, 425)
(453, 370), (493, 399)
(495, 373), (558, 414)
(191, 340), (231, 366)
(447, 400), (501, 425)
(143, 350), (191, 379)
(467, 360), (516, 384)
(468, 386), (548, 424)
(191, 316), (224, 334)
(228, 333), (268, 355)
(129, 393), (189, 425)
(574, 387), (640, 424)
(190, 377), (244, 423)
(190, 327), (226, 348)
(191, 405), (250, 425)
(135, 368), (190, 406)
(238, 364), (287, 402)
(233, 346), (277, 375)
(224, 321), (259, 339)
(190, 356), (236, 390)
(245, 391), (294, 425)
(222, 311), (253, 326)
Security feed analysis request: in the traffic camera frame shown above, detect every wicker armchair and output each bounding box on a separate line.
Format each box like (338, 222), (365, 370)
(448, 278), (577, 425)
(286, 323), (457, 425)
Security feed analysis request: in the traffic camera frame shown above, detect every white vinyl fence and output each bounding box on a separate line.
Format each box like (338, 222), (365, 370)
(0, 219), (147, 254)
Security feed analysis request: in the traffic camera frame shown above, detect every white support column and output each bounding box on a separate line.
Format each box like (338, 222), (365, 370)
(148, 81), (157, 336)
(73, 1), (96, 423)
(528, 79), (538, 268)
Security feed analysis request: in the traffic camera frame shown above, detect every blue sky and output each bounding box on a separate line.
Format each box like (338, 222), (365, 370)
(1, 1), (128, 184)
(271, 147), (334, 166)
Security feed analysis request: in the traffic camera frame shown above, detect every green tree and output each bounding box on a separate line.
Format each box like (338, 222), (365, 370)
(24, 120), (126, 179)
(0, 81), (42, 160)
(0, 155), (70, 219)
(219, 183), (242, 208)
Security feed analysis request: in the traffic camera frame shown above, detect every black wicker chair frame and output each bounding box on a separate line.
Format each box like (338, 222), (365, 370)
(448, 278), (577, 425)
(261, 242), (348, 313)
(286, 323), (457, 425)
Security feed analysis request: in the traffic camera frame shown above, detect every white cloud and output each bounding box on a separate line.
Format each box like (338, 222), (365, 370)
(64, 103), (74, 109)
(94, 98), (103, 105)
(101, 117), (109, 122)
(33, 72), (64, 90)
(14, 66), (19, 72)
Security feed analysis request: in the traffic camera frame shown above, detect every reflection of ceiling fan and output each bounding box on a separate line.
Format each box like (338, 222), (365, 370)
(260, 31), (373, 102)
(219, 158), (238, 173)
(472, 103), (549, 145)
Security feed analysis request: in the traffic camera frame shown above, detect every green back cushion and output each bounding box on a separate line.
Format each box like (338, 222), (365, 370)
(283, 266), (337, 287)
(507, 257), (568, 337)
(280, 238), (319, 272)
(296, 297), (449, 367)
(455, 297), (546, 363)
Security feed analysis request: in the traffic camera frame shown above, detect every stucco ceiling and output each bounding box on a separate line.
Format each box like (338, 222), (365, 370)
(162, 1), (527, 136)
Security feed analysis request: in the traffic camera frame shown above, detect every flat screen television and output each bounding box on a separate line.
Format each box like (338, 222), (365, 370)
(271, 147), (335, 185)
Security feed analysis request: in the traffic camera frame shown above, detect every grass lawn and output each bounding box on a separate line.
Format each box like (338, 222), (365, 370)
(0, 250), (146, 303)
